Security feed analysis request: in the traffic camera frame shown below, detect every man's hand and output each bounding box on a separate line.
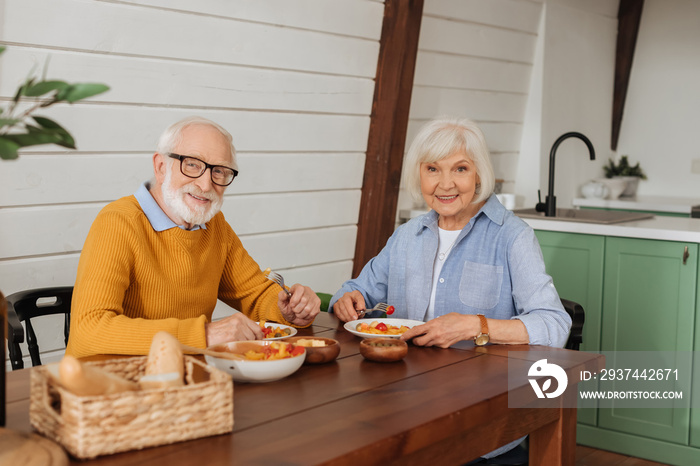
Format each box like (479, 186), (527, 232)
(205, 313), (264, 346)
(278, 284), (320, 326)
(331, 290), (366, 322)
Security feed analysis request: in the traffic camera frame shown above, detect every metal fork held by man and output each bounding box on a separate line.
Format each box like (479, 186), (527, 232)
(264, 269), (292, 297)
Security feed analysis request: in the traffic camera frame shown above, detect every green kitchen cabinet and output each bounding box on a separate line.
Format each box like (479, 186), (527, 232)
(686, 250), (700, 449)
(535, 230), (604, 426)
(599, 237), (696, 444)
(535, 229), (700, 465)
(534, 231), (605, 352)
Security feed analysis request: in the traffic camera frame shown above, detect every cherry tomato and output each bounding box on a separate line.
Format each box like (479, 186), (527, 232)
(290, 345), (305, 357)
(386, 306), (395, 315)
(375, 323), (388, 332)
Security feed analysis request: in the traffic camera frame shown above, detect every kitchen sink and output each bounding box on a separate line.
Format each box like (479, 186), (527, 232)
(513, 208), (654, 225)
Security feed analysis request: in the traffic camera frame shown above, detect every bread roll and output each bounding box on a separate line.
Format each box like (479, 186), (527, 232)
(58, 355), (139, 396)
(145, 331), (184, 386)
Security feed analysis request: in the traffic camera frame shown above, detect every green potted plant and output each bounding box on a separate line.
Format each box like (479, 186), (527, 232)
(603, 155), (647, 197)
(0, 46), (110, 160)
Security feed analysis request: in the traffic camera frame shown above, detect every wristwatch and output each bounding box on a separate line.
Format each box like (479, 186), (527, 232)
(474, 314), (490, 346)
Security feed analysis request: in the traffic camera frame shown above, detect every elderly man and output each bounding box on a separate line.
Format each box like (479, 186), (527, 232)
(66, 116), (320, 358)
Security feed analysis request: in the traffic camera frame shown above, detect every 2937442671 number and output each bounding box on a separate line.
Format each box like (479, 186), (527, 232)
(598, 368), (678, 381)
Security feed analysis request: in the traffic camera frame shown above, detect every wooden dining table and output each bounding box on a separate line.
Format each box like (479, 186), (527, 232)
(4, 312), (603, 465)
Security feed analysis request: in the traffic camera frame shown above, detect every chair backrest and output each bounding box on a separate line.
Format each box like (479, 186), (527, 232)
(561, 298), (585, 351)
(5, 286), (73, 370)
(316, 292), (332, 312)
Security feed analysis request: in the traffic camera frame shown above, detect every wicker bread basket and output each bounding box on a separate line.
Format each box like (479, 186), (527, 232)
(29, 356), (233, 459)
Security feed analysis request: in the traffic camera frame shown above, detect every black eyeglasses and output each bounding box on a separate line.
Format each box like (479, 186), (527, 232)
(168, 154), (238, 186)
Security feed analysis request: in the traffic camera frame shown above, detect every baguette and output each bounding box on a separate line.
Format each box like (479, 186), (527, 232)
(145, 331), (185, 386)
(58, 355), (139, 396)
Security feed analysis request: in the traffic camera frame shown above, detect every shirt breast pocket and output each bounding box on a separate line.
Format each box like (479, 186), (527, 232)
(458, 261), (503, 310)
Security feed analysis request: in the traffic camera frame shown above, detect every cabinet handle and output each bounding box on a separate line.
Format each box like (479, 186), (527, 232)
(683, 246), (689, 265)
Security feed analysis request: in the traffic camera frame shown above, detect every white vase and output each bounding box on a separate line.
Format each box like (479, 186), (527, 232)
(616, 176), (640, 197)
(581, 180), (609, 199)
(598, 178), (627, 199)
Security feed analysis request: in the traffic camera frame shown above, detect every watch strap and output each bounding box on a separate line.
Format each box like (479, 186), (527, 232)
(474, 314), (490, 345)
(477, 314), (488, 335)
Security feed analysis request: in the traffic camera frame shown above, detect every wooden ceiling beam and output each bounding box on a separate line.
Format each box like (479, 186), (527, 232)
(352, 0), (424, 278)
(612, 0), (645, 151)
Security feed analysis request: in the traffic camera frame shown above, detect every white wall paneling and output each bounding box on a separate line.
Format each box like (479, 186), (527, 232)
(10, 106), (371, 154)
(413, 52), (532, 93)
(423, 0), (543, 33)
(419, 16), (537, 63)
(403, 0), (623, 215)
(616, 0), (700, 198)
(0, 48), (376, 115)
(399, 0), (543, 216)
(0, 152), (365, 206)
(405, 120), (523, 155)
(111, 0), (385, 40)
(240, 226), (357, 273)
(0, 0), (384, 362)
(0, 0), (380, 77)
(0, 256), (80, 293)
(408, 87), (527, 122)
(536, 1), (617, 210)
(224, 190), (361, 236)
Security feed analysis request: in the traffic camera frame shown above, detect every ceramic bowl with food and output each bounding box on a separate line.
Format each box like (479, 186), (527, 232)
(205, 340), (305, 383)
(283, 336), (340, 364)
(359, 338), (408, 363)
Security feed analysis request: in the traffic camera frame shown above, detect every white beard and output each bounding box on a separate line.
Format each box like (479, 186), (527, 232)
(162, 167), (224, 226)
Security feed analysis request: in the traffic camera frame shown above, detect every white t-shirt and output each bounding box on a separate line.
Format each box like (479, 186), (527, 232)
(426, 227), (462, 320)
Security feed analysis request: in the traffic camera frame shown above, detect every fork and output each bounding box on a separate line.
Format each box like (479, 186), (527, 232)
(357, 302), (393, 319)
(264, 269), (292, 297)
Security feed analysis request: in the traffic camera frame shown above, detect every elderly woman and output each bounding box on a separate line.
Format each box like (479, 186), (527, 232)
(331, 117), (570, 462)
(330, 117), (571, 348)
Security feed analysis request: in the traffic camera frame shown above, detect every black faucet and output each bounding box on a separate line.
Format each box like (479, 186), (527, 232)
(535, 132), (596, 217)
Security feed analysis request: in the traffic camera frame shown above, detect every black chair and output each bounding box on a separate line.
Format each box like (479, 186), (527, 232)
(5, 286), (73, 370)
(561, 298), (585, 351)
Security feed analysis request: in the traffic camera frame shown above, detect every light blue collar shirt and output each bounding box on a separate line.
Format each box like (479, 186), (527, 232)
(330, 195), (571, 348)
(134, 182), (207, 231)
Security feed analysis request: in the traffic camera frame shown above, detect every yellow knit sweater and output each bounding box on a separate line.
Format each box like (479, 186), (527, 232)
(66, 195), (292, 358)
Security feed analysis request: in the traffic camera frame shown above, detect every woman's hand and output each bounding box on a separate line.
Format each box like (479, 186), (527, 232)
(332, 290), (366, 322)
(278, 284), (321, 326)
(401, 313), (530, 347)
(400, 313), (480, 348)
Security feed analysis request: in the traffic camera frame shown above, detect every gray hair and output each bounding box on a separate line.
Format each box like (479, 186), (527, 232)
(156, 116), (238, 170)
(403, 117), (495, 204)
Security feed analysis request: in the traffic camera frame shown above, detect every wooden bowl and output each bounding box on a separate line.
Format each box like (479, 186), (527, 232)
(360, 338), (408, 363)
(283, 337), (340, 364)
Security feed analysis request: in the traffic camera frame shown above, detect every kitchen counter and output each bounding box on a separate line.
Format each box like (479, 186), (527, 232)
(521, 215), (700, 243)
(573, 195), (700, 214)
(401, 206), (700, 243)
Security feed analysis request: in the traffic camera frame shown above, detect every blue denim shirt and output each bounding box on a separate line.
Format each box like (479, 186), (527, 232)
(330, 195), (571, 347)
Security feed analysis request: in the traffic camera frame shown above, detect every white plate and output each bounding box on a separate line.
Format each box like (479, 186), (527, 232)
(344, 318), (424, 339)
(258, 322), (297, 340)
